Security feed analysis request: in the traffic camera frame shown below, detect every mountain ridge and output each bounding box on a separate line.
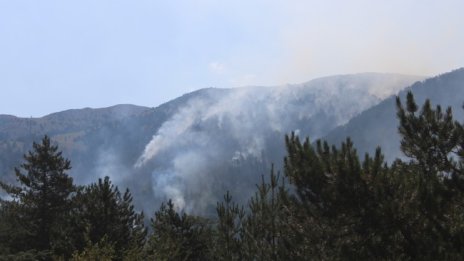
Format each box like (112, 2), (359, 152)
(0, 72), (425, 213)
(324, 67), (464, 163)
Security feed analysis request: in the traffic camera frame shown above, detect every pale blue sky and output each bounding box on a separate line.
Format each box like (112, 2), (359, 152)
(0, 0), (463, 117)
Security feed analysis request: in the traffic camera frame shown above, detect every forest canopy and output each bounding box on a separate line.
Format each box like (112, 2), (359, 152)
(1, 92), (464, 260)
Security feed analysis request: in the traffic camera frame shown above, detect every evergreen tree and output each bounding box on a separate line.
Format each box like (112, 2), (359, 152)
(283, 136), (380, 259)
(74, 176), (146, 260)
(3, 92), (464, 259)
(0, 199), (37, 257)
(147, 200), (213, 260)
(0, 135), (76, 259)
(71, 236), (116, 261)
(396, 92), (463, 176)
(276, 92), (464, 259)
(242, 169), (289, 260)
(393, 92), (464, 258)
(215, 191), (245, 260)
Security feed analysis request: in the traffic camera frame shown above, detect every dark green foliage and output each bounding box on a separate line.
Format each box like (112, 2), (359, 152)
(0, 135), (76, 259)
(71, 236), (116, 261)
(0, 200), (32, 255)
(283, 135), (388, 259)
(210, 91), (464, 259)
(241, 169), (289, 260)
(397, 92), (462, 175)
(146, 200), (213, 260)
(0, 137), (145, 260)
(214, 191), (245, 260)
(74, 176), (146, 260)
(392, 93), (464, 258)
(269, 92), (464, 259)
(2, 92), (464, 259)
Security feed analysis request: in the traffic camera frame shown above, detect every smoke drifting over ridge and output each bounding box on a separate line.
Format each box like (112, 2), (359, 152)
(134, 73), (423, 213)
(0, 72), (424, 215)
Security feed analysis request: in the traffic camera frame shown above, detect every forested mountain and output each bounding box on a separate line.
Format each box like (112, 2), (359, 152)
(0, 104), (151, 184)
(3, 69), (464, 259)
(324, 68), (464, 163)
(0, 73), (422, 213)
(3, 88), (464, 260)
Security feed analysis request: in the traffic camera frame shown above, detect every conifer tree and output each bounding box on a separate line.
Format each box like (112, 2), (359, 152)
(0, 135), (76, 259)
(396, 92), (462, 175)
(74, 176), (146, 260)
(215, 191), (245, 260)
(394, 92), (464, 258)
(147, 200), (213, 260)
(242, 168), (289, 260)
(283, 135), (393, 259)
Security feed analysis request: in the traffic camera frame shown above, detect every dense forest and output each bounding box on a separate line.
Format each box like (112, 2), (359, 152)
(1, 92), (464, 260)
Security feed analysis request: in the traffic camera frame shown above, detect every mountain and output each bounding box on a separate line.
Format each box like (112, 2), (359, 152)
(0, 73), (423, 214)
(324, 68), (464, 163)
(0, 104), (147, 138)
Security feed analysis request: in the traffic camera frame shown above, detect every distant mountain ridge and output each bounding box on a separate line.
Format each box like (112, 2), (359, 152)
(0, 72), (424, 213)
(0, 104), (148, 139)
(324, 68), (464, 163)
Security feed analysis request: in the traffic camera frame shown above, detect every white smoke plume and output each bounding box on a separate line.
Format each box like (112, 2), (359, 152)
(134, 73), (423, 213)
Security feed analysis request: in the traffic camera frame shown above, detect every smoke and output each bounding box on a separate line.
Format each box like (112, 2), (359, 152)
(134, 73), (423, 214)
(134, 88), (277, 213)
(94, 148), (129, 185)
(0, 73), (424, 214)
(274, 1), (463, 83)
(135, 100), (203, 168)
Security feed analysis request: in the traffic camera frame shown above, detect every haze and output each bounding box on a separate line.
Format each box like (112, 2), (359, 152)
(0, 0), (463, 117)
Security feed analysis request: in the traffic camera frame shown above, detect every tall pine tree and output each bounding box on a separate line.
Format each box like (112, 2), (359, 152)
(0, 135), (76, 259)
(74, 176), (146, 260)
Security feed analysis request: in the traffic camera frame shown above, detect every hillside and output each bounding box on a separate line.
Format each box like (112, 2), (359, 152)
(324, 68), (464, 163)
(0, 73), (423, 213)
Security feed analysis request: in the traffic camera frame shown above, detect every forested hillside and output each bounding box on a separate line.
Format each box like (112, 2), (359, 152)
(0, 73), (421, 214)
(325, 68), (464, 162)
(2, 92), (464, 260)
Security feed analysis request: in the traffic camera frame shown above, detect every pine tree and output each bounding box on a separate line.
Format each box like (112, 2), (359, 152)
(74, 176), (146, 260)
(396, 92), (462, 176)
(71, 236), (116, 261)
(242, 168), (289, 260)
(147, 200), (213, 260)
(283, 135), (393, 259)
(215, 191), (245, 260)
(0, 135), (76, 259)
(394, 92), (464, 258)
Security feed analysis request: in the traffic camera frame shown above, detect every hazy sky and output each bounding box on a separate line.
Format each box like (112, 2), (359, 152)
(0, 0), (463, 117)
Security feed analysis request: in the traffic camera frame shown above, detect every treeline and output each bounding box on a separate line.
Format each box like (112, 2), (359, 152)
(1, 92), (464, 260)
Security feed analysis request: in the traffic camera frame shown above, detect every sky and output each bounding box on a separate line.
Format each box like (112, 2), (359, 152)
(0, 0), (463, 117)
